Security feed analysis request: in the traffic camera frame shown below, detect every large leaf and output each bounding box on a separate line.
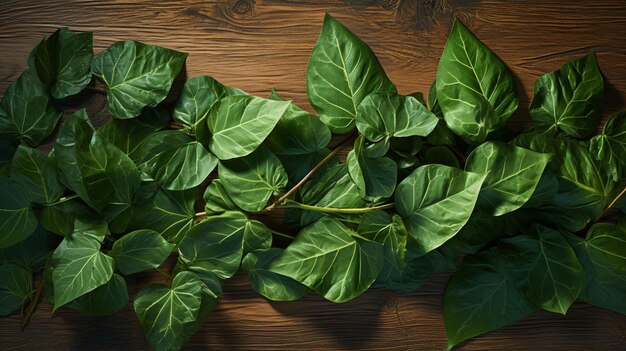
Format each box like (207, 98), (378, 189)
(219, 146), (288, 212)
(70, 273), (128, 316)
(134, 271), (202, 351)
(29, 27), (93, 98)
(242, 248), (309, 302)
(395, 164), (486, 255)
(51, 220), (114, 311)
(356, 92), (438, 142)
(110, 230), (174, 275)
(0, 263), (32, 316)
(529, 53), (603, 137)
(465, 141), (551, 216)
(139, 130), (217, 191)
(207, 95), (290, 160)
(307, 14), (396, 133)
(569, 224), (626, 315)
(501, 226), (584, 314)
(92, 40), (187, 119)
(590, 111), (626, 181)
(0, 178), (37, 248)
(0, 70), (62, 146)
(347, 136), (397, 198)
(436, 19), (518, 144)
(178, 212), (247, 279)
(444, 249), (535, 350)
(267, 217), (383, 302)
(265, 89), (331, 155)
(10, 145), (64, 204)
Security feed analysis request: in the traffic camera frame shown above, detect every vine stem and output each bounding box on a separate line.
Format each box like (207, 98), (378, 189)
(263, 132), (356, 212)
(168, 122), (185, 130)
(21, 277), (44, 329)
(284, 200), (395, 214)
(46, 194), (80, 207)
(594, 186), (626, 223)
(272, 230), (295, 240)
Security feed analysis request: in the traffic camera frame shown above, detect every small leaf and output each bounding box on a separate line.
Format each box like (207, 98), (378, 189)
(347, 136), (397, 198)
(207, 95), (290, 160)
(0, 177), (37, 248)
(242, 248), (309, 302)
(110, 229), (174, 275)
(267, 217), (383, 302)
(203, 179), (239, 215)
(243, 219), (272, 253)
(219, 146), (288, 212)
(529, 53), (603, 137)
(29, 27), (93, 98)
(0, 263), (32, 316)
(422, 146), (460, 168)
(307, 14), (396, 133)
(92, 40), (187, 119)
(590, 111), (626, 181)
(436, 19), (518, 144)
(134, 271), (202, 351)
(10, 145), (64, 204)
(70, 273), (128, 316)
(0, 225), (57, 272)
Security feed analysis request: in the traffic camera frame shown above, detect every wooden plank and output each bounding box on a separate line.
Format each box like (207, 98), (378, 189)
(1, 0), (626, 350)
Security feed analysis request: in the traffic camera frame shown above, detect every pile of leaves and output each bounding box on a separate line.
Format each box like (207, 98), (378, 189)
(1, 14), (625, 351)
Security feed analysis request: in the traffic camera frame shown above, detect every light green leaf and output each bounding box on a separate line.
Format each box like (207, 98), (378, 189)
(307, 14), (396, 133)
(267, 217), (383, 302)
(465, 141), (551, 216)
(207, 95), (290, 160)
(436, 19), (518, 144)
(347, 136), (397, 198)
(265, 89), (331, 155)
(0, 263), (32, 316)
(178, 212), (247, 279)
(529, 53), (603, 137)
(395, 164), (486, 255)
(219, 146), (288, 212)
(10, 145), (64, 204)
(356, 92), (438, 142)
(29, 27), (93, 98)
(0, 177), (37, 248)
(110, 229), (174, 275)
(242, 248), (309, 302)
(501, 225), (583, 314)
(444, 249), (535, 350)
(92, 40), (187, 119)
(0, 70), (62, 146)
(203, 179), (239, 215)
(590, 111), (626, 181)
(134, 271), (202, 351)
(139, 130), (217, 191)
(70, 273), (128, 316)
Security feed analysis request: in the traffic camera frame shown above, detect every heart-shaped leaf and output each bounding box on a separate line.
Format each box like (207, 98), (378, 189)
(590, 111), (626, 181)
(70, 273), (128, 316)
(203, 179), (239, 215)
(110, 229), (174, 275)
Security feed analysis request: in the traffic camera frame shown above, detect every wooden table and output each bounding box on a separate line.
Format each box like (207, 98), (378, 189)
(1, 1), (625, 350)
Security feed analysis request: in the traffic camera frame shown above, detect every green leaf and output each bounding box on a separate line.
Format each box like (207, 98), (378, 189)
(134, 271), (202, 351)
(265, 89), (331, 155)
(243, 219), (272, 253)
(436, 19), (518, 144)
(0, 263), (32, 316)
(242, 248), (309, 302)
(0, 177), (37, 248)
(29, 27), (93, 98)
(219, 146), (288, 212)
(381, 249), (451, 293)
(37, 197), (92, 235)
(0, 70), (62, 146)
(267, 217), (383, 302)
(98, 107), (169, 162)
(501, 226), (583, 314)
(307, 14), (396, 133)
(465, 141), (551, 216)
(0, 138), (16, 168)
(139, 131), (217, 191)
(207, 95), (290, 160)
(279, 148), (338, 187)
(53, 110), (141, 220)
(590, 111), (626, 181)
(395, 164), (486, 255)
(356, 92), (438, 142)
(178, 212), (247, 279)
(110, 229), (174, 275)
(569, 224), (626, 315)
(203, 179), (239, 215)
(444, 249), (535, 349)
(440, 211), (505, 256)
(92, 40), (187, 119)
(529, 53), (603, 137)
(347, 136), (397, 198)
(0, 225), (57, 272)
(70, 273), (128, 316)
(10, 145), (64, 204)
(51, 221), (114, 311)
(422, 146), (460, 168)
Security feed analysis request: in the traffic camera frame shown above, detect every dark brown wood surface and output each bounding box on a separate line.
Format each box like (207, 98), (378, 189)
(1, 0), (626, 350)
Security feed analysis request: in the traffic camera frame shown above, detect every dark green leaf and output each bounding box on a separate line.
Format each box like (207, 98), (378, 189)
(92, 40), (187, 119)
(279, 148), (337, 187)
(203, 179), (239, 215)
(10, 145), (64, 204)
(242, 248), (309, 301)
(243, 219), (272, 253)
(307, 14), (396, 133)
(0, 177), (37, 248)
(440, 211), (505, 256)
(0, 263), (32, 316)
(423, 146), (460, 168)
(590, 111), (626, 181)
(70, 273), (128, 316)
(0, 225), (57, 272)
(110, 229), (174, 275)
(37, 197), (92, 235)
(347, 136), (397, 198)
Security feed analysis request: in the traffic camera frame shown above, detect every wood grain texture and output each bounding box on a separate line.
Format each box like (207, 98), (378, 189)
(1, 0), (626, 350)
